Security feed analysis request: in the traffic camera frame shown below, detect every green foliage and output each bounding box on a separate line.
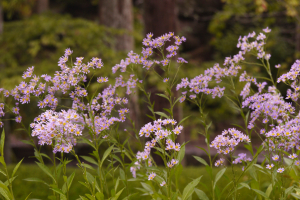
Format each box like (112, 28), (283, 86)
(0, 13), (122, 89)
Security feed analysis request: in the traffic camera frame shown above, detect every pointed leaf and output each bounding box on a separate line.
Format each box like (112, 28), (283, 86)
(265, 183), (272, 198)
(12, 158), (23, 177)
(194, 188), (209, 200)
(100, 145), (114, 167)
(1, 129), (5, 156)
(112, 188), (124, 200)
(239, 182), (250, 190)
(51, 188), (66, 197)
(67, 172), (75, 190)
(177, 144), (185, 163)
(24, 177), (49, 186)
(81, 156), (98, 165)
(214, 168), (226, 190)
(0, 187), (10, 200)
(182, 176), (202, 200)
(193, 156), (208, 166)
(252, 189), (269, 199)
(35, 162), (56, 183)
(154, 112), (169, 119)
(178, 116), (191, 126)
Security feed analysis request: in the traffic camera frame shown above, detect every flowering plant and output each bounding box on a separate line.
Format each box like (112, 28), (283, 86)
(0, 27), (300, 199)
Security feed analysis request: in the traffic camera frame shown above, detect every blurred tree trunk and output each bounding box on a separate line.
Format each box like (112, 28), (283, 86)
(144, 0), (177, 38)
(143, 0), (185, 165)
(99, 0), (134, 51)
(0, 1), (11, 164)
(0, 0), (3, 34)
(296, 22), (300, 56)
(98, 0), (140, 129)
(36, 0), (49, 14)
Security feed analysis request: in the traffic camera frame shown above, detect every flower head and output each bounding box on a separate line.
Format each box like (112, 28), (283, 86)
(277, 168), (284, 173)
(148, 172), (156, 180)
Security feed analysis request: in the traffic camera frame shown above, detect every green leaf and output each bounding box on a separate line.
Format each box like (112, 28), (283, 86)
(178, 116), (191, 126)
(154, 112), (169, 119)
(0, 182), (11, 200)
(112, 155), (123, 166)
(80, 138), (96, 150)
(100, 145), (114, 168)
(81, 163), (96, 171)
(95, 192), (104, 200)
(119, 168), (125, 180)
(205, 165), (213, 179)
(265, 183), (272, 198)
(219, 181), (233, 198)
(231, 124), (245, 131)
(291, 193), (300, 199)
(1, 129), (5, 156)
(196, 146), (208, 155)
(193, 156), (208, 166)
(86, 172), (96, 185)
(35, 162), (56, 183)
(67, 172), (75, 190)
(146, 114), (156, 121)
(0, 187), (10, 200)
(205, 121), (212, 133)
(23, 177), (49, 186)
(40, 153), (52, 162)
(285, 186), (294, 196)
(177, 144), (185, 163)
(156, 93), (169, 100)
(141, 182), (153, 193)
(12, 158), (23, 177)
(214, 168), (226, 190)
(20, 140), (35, 147)
(249, 166), (257, 182)
(24, 192), (32, 200)
(114, 178), (120, 192)
(252, 189), (269, 199)
(283, 157), (293, 166)
(163, 108), (172, 115)
(244, 144), (253, 155)
(182, 176), (202, 200)
(239, 182), (250, 190)
(81, 156), (98, 165)
(50, 188), (66, 197)
(79, 195), (89, 200)
(112, 188), (124, 200)
(0, 169), (6, 176)
(4, 177), (16, 187)
(194, 188), (209, 200)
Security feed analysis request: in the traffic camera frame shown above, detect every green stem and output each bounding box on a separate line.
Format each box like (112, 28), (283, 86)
(4, 162), (14, 200)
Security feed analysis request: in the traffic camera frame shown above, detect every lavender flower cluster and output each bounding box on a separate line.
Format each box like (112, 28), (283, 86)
(112, 32), (187, 75)
(0, 48), (139, 153)
(210, 128), (250, 155)
(31, 109), (84, 153)
(130, 119), (182, 180)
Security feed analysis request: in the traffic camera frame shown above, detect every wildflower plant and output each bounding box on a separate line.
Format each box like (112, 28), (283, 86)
(1, 26), (300, 200)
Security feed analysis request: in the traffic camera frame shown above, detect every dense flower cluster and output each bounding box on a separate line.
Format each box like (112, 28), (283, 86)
(130, 119), (182, 178)
(263, 113), (300, 153)
(0, 47), (137, 152)
(176, 28), (272, 102)
(278, 60), (300, 101)
(232, 153), (251, 164)
(210, 128), (250, 160)
(242, 88), (294, 129)
(31, 109), (84, 153)
(112, 32), (187, 74)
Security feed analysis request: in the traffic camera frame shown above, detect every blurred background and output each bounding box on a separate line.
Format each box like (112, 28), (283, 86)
(0, 0), (300, 165)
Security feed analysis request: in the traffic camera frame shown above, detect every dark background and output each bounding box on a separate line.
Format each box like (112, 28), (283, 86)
(0, 0), (299, 165)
